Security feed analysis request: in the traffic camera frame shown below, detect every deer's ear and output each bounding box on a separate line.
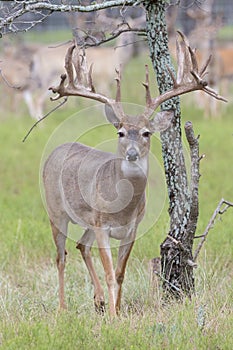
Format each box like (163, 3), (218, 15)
(105, 104), (121, 129)
(149, 110), (174, 133)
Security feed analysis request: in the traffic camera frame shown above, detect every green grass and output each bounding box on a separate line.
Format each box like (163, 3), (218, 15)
(217, 25), (233, 42)
(8, 29), (73, 45)
(0, 52), (233, 349)
(24, 29), (73, 45)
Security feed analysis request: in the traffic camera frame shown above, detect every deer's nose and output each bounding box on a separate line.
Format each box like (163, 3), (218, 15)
(126, 148), (139, 162)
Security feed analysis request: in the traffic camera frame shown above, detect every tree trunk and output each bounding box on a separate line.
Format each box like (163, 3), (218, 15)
(144, 0), (196, 298)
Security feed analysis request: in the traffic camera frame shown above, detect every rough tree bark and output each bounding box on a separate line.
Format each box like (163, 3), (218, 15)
(144, 0), (197, 298)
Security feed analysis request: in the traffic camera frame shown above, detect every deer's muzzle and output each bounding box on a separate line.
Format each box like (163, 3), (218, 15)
(126, 147), (139, 162)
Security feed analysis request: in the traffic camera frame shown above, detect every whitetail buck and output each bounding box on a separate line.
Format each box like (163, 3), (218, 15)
(43, 32), (226, 316)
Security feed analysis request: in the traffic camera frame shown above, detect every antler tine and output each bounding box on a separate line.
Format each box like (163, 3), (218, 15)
(142, 65), (152, 106)
(65, 44), (76, 88)
(72, 46), (83, 83)
(115, 67), (121, 103)
(49, 74), (67, 101)
(88, 63), (96, 93)
(72, 47), (96, 92)
(188, 46), (199, 74)
(199, 54), (212, 76)
(203, 85), (228, 102)
(80, 50), (92, 88)
(114, 66), (125, 116)
(166, 65), (177, 87)
(176, 31), (192, 84)
(142, 65), (155, 118)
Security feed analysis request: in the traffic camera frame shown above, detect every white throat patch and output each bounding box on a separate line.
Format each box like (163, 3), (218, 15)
(121, 156), (148, 177)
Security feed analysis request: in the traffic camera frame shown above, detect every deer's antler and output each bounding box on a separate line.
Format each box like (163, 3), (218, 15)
(50, 44), (109, 103)
(50, 33), (227, 120)
(49, 43), (124, 117)
(143, 31), (227, 118)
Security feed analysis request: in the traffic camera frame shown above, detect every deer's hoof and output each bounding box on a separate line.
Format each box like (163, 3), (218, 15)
(94, 296), (106, 315)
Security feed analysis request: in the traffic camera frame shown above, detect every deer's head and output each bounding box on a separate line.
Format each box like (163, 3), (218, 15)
(105, 104), (173, 162)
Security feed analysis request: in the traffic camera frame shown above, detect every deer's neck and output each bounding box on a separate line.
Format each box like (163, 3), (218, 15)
(120, 156), (149, 180)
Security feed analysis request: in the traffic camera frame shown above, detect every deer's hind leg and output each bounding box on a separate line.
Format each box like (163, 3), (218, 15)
(50, 219), (68, 310)
(77, 229), (105, 314)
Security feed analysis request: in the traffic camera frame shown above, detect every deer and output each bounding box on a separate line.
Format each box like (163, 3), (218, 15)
(0, 41), (46, 118)
(43, 32), (226, 317)
(0, 42), (39, 115)
(184, 2), (232, 117)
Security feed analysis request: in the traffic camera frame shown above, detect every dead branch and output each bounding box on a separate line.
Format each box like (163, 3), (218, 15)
(76, 27), (146, 49)
(22, 98), (68, 143)
(0, 0), (140, 35)
(184, 121), (201, 241)
(193, 198), (233, 261)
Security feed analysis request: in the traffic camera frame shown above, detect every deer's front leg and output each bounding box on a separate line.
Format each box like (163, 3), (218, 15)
(77, 229), (105, 314)
(95, 228), (116, 317)
(115, 230), (136, 313)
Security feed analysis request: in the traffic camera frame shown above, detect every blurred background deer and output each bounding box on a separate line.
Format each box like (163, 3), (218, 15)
(0, 41), (39, 116)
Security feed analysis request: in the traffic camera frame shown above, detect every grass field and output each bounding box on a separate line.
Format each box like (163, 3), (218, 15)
(0, 51), (233, 349)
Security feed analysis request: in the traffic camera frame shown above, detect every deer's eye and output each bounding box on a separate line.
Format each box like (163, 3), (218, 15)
(117, 131), (125, 138)
(142, 131), (151, 138)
